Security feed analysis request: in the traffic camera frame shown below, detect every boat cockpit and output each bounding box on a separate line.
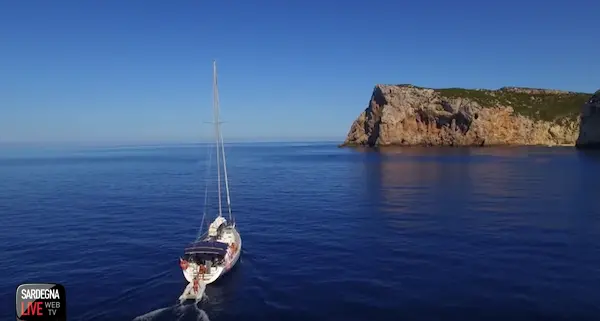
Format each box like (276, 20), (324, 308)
(183, 240), (228, 267)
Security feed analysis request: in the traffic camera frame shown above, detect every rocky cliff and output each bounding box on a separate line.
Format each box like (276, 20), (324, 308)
(576, 90), (600, 149)
(342, 85), (592, 147)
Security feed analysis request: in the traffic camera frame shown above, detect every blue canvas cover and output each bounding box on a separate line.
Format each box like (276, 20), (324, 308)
(184, 241), (228, 257)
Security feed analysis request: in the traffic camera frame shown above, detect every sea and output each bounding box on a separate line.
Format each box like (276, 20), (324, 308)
(1, 142), (600, 321)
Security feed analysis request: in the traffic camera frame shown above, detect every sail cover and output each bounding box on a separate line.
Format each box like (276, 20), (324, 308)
(184, 241), (228, 256)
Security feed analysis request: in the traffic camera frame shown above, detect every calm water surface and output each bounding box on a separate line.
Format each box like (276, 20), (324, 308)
(1, 143), (600, 321)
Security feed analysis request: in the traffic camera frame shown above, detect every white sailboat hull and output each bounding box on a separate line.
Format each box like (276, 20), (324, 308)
(182, 226), (241, 284)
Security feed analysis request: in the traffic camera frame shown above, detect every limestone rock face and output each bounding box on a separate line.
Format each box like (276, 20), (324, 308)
(342, 85), (591, 147)
(576, 90), (600, 149)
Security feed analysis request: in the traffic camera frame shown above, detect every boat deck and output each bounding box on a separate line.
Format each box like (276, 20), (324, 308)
(220, 227), (236, 244)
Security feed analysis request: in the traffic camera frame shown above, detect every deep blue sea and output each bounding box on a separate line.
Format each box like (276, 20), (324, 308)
(2, 142), (600, 321)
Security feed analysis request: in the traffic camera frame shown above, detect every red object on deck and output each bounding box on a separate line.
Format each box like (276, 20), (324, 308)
(179, 258), (189, 270)
(193, 278), (199, 292)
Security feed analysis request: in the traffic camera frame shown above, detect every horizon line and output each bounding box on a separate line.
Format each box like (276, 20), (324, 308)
(0, 137), (344, 147)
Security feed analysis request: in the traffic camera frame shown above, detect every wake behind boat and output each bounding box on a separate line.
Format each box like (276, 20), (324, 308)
(178, 60), (242, 303)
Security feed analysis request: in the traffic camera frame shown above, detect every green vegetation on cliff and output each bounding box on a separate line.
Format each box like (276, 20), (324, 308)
(433, 87), (592, 122)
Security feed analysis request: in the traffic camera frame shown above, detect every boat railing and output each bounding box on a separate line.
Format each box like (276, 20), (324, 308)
(195, 231), (209, 242)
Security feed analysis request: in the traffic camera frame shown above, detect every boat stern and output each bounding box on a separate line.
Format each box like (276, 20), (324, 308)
(182, 262), (223, 284)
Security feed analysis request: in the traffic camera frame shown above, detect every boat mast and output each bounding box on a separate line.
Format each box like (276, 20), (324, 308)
(212, 60), (223, 218)
(212, 60), (233, 222)
(217, 98), (233, 223)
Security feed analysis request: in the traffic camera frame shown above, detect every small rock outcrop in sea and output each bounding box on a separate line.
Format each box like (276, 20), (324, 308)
(342, 84), (592, 147)
(576, 90), (600, 149)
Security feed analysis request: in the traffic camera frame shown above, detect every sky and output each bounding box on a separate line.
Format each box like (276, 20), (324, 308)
(1, 0), (599, 144)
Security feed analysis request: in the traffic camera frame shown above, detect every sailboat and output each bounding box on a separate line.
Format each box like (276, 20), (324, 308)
(178, 60), (242, 302)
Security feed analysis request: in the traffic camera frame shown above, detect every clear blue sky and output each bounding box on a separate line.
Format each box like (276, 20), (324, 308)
(1, 0), (598, 144)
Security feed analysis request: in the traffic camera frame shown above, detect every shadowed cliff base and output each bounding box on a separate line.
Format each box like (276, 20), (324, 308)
(575, 90), (600, 149)
(342, 84), (593, 148)
(576, 143), (600, 149)
(340, 142), (575, 149)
